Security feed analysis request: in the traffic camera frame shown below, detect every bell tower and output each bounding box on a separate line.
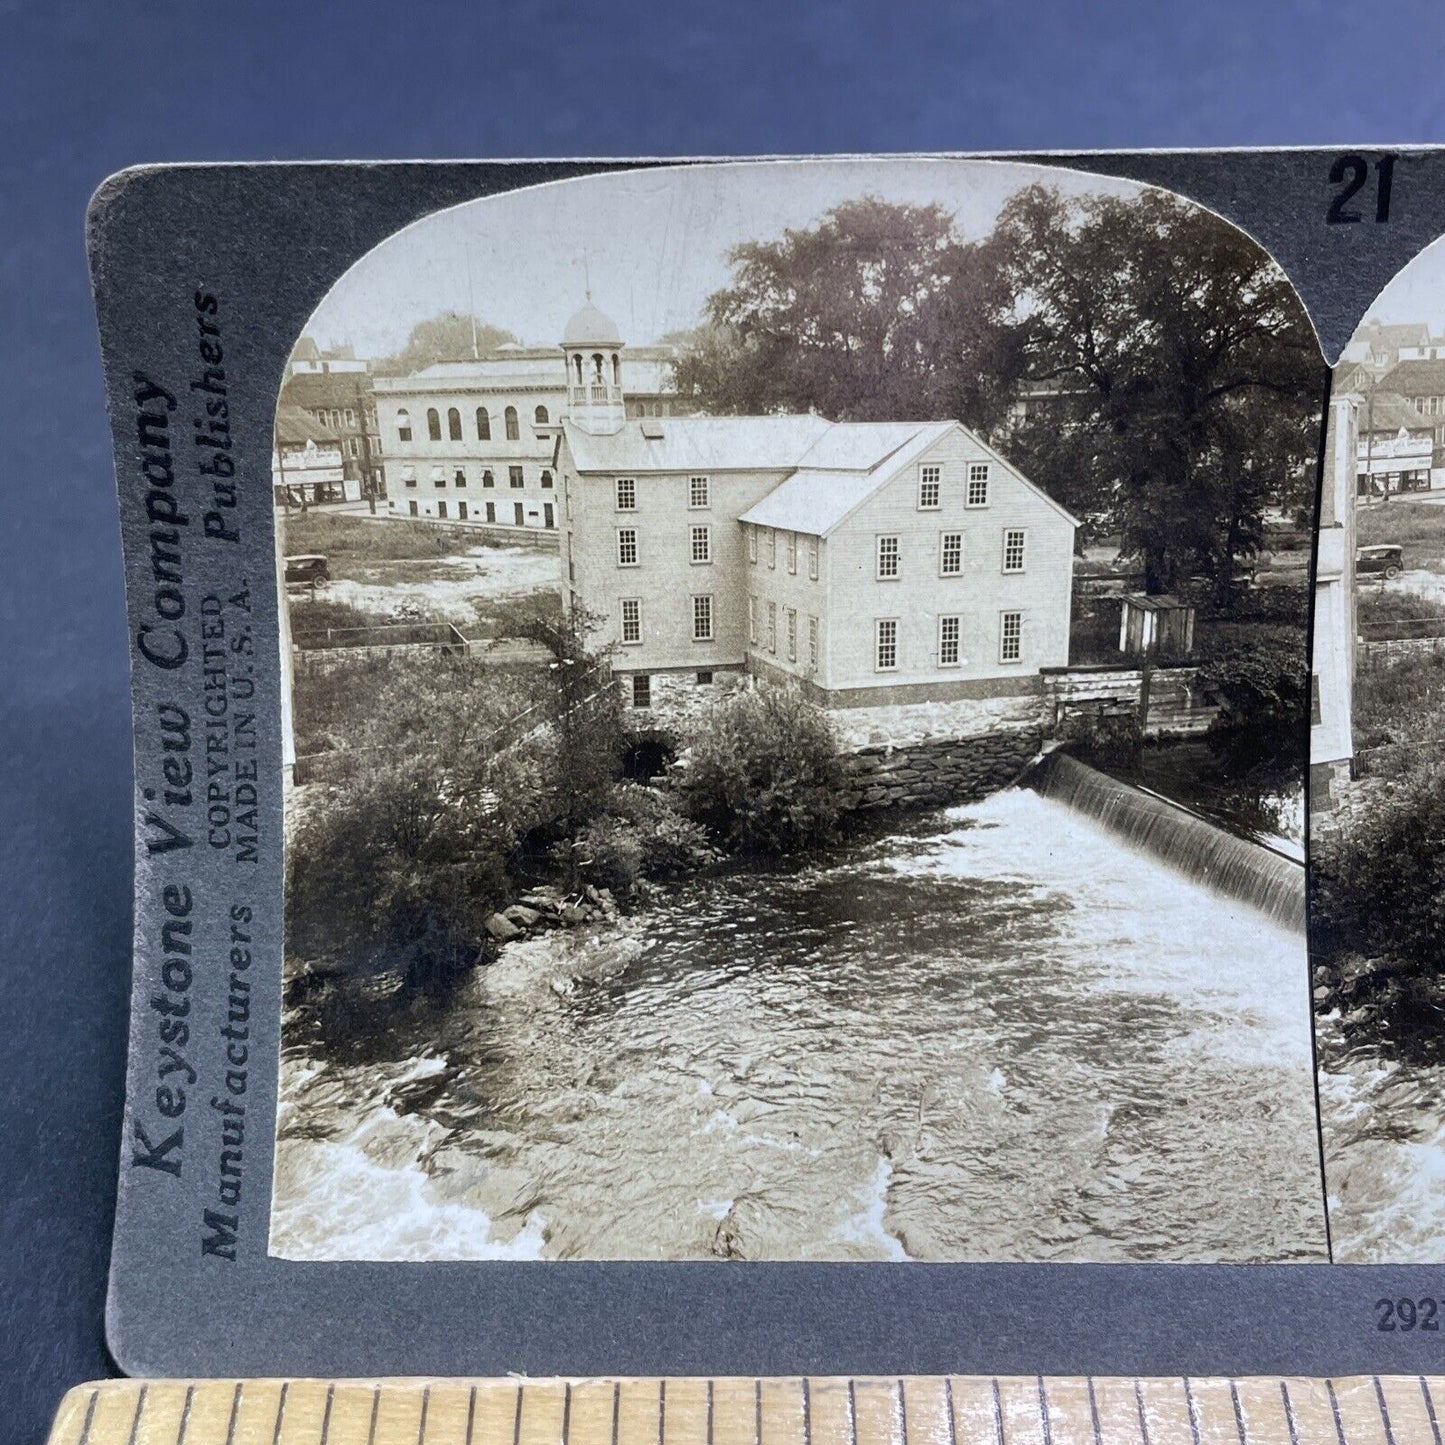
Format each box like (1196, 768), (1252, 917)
(561, 297), (626, 436)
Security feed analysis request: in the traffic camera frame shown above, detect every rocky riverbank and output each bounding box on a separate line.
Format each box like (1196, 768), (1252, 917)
(482, 883), (620, 942)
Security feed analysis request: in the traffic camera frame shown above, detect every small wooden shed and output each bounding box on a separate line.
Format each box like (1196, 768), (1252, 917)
(1118, 593), (1195, 659)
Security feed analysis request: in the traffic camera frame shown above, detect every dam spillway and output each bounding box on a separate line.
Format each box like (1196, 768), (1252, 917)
(1022, 750), (1305, 932)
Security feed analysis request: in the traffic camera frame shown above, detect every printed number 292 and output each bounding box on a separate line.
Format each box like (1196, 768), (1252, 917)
(1376, 1297), (1440, 1331)
(1328, 154), (1395, 224)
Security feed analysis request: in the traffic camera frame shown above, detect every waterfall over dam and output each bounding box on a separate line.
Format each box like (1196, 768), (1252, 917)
(1022, 751), (1305, 932)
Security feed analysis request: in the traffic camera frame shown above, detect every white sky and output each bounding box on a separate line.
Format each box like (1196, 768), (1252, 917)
(305, 159), (1157, 357)
(1352, 231), (1445, 334)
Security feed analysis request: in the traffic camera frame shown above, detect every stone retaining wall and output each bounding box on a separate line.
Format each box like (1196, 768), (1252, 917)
(838, 730), (1044, 811)
(1358, 635), (1445, 669)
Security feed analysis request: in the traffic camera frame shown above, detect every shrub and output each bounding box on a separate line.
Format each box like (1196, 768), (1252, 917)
(1312, 762), (1445, 1057)
(562, 784), (715, 896)
(677, 683), (843, 854)
(1195, 625), (1307, 740)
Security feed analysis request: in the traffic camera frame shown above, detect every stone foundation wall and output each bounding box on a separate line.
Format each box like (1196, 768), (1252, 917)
(838, 730), (1044, 812)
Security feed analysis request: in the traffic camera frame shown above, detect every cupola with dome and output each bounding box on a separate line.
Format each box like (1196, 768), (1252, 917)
(561, 297), (627, 435)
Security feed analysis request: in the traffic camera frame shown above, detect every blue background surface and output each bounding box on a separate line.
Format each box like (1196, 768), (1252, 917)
(4, 3), (1445, 1440)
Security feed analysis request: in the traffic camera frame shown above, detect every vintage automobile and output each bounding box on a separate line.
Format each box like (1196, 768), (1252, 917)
(283, 553), (330, 586)
(1356, 544), (1404, 579)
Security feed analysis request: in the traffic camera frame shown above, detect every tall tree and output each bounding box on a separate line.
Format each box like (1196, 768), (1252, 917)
(674, 198), (961, 420)
(990, 185), (1324, 596)
(376, 311), (520, 375)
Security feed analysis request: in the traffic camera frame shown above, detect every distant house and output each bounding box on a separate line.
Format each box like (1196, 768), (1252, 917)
(1354, 392), (1436, 494)
(373, 318), (685, 530)
(555, 303), (1077, 711)
(272, 407), (346, 506)
(282, 339), (383, 502)
(1338, 318), (1432, 367)
(1366, 360), (1445, 485)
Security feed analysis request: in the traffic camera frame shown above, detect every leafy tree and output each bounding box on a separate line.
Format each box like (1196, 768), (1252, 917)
(375, 311), (520, 375)
(674, 198), (962, 421)
(990, 186), (1324, 597)
(514, 604), (625, 884)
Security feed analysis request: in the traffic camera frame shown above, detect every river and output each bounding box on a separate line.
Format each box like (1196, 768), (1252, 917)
(271, 787), (1327, 1263)
(1318, 1028), (1445, 1261)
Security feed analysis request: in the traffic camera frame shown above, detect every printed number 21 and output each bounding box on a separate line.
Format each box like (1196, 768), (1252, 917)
(1328, 154), (1395, 224)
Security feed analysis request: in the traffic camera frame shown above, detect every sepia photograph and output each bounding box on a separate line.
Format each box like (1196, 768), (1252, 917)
(268, 160), (1328, 1263)
(1311, 250), (1445, 1262)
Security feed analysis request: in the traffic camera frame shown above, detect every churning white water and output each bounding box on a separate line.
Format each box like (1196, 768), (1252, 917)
(271, 788), (1326, 1262)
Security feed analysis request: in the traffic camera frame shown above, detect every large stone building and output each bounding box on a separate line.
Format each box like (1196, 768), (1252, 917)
(373, 314), (684, 530)
(555, 305), (1077, 711)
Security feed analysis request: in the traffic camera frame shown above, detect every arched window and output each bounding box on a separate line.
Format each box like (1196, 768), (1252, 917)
(534, 404), (549, 425)
(426, 407), (441, 441)
(396, 409), (412, 442)
(504, 406), (519, 441)
(476, 406), (490, 440)
(591, 353), (604, 383)
(612, 353), (620, 385)
(573, 354), (583, 384)
(447, 407), (462, 441)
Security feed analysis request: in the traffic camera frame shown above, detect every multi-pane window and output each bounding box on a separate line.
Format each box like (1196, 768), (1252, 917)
(447, 407), (463, 441)
(1000, 611), (1022, 663)
(505, 406), (520, 441)
(454, 469), (467, 488)
(616, 477), (636, 510)
(807, 538), (819, 580)
(748, 595), (758, 644)
(689, 475), (710, 509)
(1003, 528), (1026, 573)
(768, 529), (777, 568)
(967, 462), (991, 507)
(620, 598), (641, 645)
(939, 615), (961, 667)
(482, 469), (495, 488)
(509, 466), (525, 489)
(692, 594), (714, 642)
(748, 527), (758, 564)
(690, 525), (712, 564)
(808, 616), (819, 670)
(940, 531), (963, 576)
(632, 674), (651, 708)
(426, 408), (442, 441)
(919, 464), (941, 509)
(786, 608), (797, 662)
(535, 405), (549, 425)
(786, 533), (797, 574)
(396, 409), (412, 442)
(476, 407), (490, 440)
(767, 601), (777, 653)
(876, 618), (898, 671)
(617, 528), (639, 567)
(876, 535), (900, 579)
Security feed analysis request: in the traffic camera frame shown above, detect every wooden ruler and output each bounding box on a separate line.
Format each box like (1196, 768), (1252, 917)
(43, 1376), (1445, 1445)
